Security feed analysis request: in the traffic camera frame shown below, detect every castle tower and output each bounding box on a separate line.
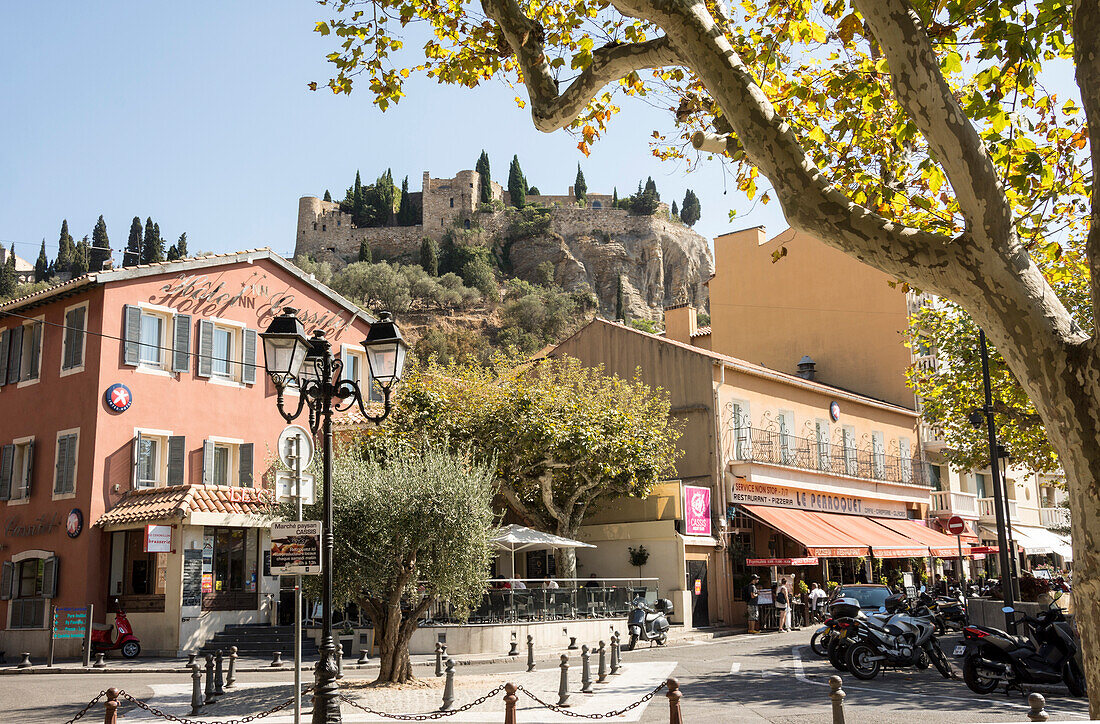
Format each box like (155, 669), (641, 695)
(298, 196), (324, 243)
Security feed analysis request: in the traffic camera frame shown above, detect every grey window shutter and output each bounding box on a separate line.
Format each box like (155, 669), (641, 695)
(0, 561), (12, 601)
(241, 329), (257, 385)
(0, 328), (10, 386)
(0, 444), (13, 501)
(239, 443), (254, 487)
(122, 305), (141, 366)
(131, 432), (143, 488)
(67, 434), (78, 493)
(202, 439), (214, 485)
(61, 312), (74, 369)
(197, 320), (214, 377)
(167, 435), (186, 485)
(42, 556), (59, 598)
(23, 440), (34, 497)
(53, 436), (66, 493)
(24, 322), (41, 380)
(56, 435), (75, 494)
(6, 324), (23, 384)
(172, 315), (191, 373)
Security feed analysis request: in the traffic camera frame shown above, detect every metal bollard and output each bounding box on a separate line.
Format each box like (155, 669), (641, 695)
(581, 644), (593, 693)
(186, 652), (197, 668)
(104, 688), (121, 724)
(441, 642), (448, 661)
(190, 663), (204, 716)
(93, 652), (107, 668)
(336, 643), (344, 680)
(271, 651), (283, 667)
(225, 646), (238, 688)
(214, 649), (225, 696)
(504, 682), (518, 724)
(568, 636), (578, 650)
(17, 652), (31, 668)
(666, 678), (683, 724)
(557, 654), (571, 707)
(357, 648), (369, 665)
(205, 654), (216, 705)
(440, 659), (456, 711)
(1027, 693), (1049, 722)
(597, 640), (608, 683)
(508, 638), (519, 657)
(527, 635), (535, 672)
(610, 633), (621, 675)
(435, 641), (444, 677)
(828, 675), (846, 724)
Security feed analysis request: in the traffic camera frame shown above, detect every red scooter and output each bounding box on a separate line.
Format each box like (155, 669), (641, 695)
(91, 600), (141, 658)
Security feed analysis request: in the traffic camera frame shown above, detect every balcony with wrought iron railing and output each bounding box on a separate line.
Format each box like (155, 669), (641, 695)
(978, 496), (1018, 522)
(729, 427), (930, 488)
(930, 490), (978, 518)
(1040, 506), (1070, 530)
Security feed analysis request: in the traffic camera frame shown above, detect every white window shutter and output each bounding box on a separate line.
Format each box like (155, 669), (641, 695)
(202, 440), (214, 485)
(132, 432), (143, 488)
(122, 305), (141, 366)
(172, 315), (192, 373)
(197, 320), (214, 377)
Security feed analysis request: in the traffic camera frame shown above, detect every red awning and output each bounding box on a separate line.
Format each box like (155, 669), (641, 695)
(970, 545), (1000, 554)
(817, 512), (930, 558)
(873, 517), (964, 557)
(743, 505), (869, 557)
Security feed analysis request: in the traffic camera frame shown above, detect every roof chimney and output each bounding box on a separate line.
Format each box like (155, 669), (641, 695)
(663, 303), (697, 344)
(796, 355), (816, 380)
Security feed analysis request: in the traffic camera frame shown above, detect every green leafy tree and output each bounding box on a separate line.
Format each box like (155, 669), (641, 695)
(358, 238), (373, 263)
(680, 189), (701, 227)
(70, 236), (90, 277)
(90, 215), (111, 271)
(507, 155), (526, 208)
(293, 442), (495, 683)
(574, 164), (586, 202)
(323, 189), (332, 202)
(420, 236), (439, 276)
(34, 240), (48, 282)
(141, 217), (164, 264)
(475, 150), (492, 203)
(123, 217), (142, 267)
(384, 356), (682, 578)
(55, 220), (75, 275)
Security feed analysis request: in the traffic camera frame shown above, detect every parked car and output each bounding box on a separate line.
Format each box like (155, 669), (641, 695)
(834, 584), (892, 613)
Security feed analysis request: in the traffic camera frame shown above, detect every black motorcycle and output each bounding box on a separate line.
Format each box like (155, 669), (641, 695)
(844, 593), (953, 680)
(624, 597), (672, 650)
(957, 593), (1085, 698)
(930, 589), (969, 635)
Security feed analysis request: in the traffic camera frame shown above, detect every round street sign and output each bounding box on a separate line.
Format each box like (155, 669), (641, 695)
(946, 516), (967, 536)
(105, 383), (133, 412)
(278, 425), (315, 470)
(277, 422), (316, 468)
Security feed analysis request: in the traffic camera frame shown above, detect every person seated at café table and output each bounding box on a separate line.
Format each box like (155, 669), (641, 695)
(511, 577), (527, 589)
(584, 573), (600, 588)
(543, 576), (559, 589)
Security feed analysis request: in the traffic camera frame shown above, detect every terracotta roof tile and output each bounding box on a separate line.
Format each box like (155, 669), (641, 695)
(95, 484), (273, 528)
(691, 325), (712, 337)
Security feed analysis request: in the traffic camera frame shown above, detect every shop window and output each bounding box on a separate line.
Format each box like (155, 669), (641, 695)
(196, 319), (256, 384)
(61, 303), (87, 373)
(53, 429), (79, 496)
(107, 531), (167, 604)
(1, 552), (58, 629)
(202, 439), (254, 487)
(0, 437), (35, 501)
(204, 528), (259, 597)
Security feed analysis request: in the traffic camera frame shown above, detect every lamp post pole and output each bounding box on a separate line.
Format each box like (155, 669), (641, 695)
(313, 336), (340, 724)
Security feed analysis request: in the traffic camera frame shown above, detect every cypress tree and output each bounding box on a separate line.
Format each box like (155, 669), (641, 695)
(615, 275), (626, 321)
(681, 189), (701, 227)
(71, 236), (90, 277)
(124, 217), (143, 266)
(0, 246), (16, 298)
(167, 244), (179, 261)
(141, 217), (164, 264)
(574, 164), (587, 202)
(176, 232), (188, 258)
(352, 170), (368, 226)
(671, 200), (679, 218)
(358, 239), (372, 263)
(396, 176), (415, 226)
(323, 189), (332, 202)
(612, 187), (619, 207)
(34, 239), (48, 282)
(55, 219), (75, 274)
(476, 151), (492, 203)
(644, 176), (659, 200)
(507, 155), (526, 209)
(420, 236), (439, 276)
(89, 215), (111, 270)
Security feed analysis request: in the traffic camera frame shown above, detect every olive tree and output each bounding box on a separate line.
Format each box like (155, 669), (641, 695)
(297, 442), (496, 684)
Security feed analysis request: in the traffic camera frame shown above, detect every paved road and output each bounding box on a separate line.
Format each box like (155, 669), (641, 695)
(11, 629), (1093, 723)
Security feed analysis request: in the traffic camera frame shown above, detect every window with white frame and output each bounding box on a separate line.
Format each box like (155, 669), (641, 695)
(202, 439), (254, 488)
(196, 319), (256, 384)
(123, 305), (192, 375)
(132, 432), (184, 488)
(53, 430), (79, 495)
(871, 430), (886, 478)
(815, 419), (830, 471)
(778, 410), (794, 465)
(212, 327), (234, 378)
(139, 310), (168, 367)
(341, 345), (380, 401)
(0, 437), (36, 502)
(0, 318), (44, 387)
(842, 425), (857, 475)
(19, 319), (42, 383)
(729, 400), (750, 459)
(61, 304), (87, 372)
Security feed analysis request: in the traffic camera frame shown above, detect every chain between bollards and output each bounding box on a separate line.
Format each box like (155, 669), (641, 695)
(225, 646), (238, 688)
(1028, 692), (1049, 722)
(829, 675), (846, 724)
(580, 644), (593, 693)
(104, 688), (120, 724)
(440, 659), (456, 711)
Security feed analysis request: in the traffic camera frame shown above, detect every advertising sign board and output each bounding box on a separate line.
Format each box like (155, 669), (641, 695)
(683, 486), (712, 536)
(144, 524), (173, 553)
(270, 521), (322, 575)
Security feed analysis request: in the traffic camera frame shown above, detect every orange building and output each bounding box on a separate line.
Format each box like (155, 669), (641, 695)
(0, 251), (378, 657)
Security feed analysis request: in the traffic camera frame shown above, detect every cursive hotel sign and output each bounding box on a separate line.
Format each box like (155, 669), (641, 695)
(149, 271), (357, 339)
(5, 512), (63, 537)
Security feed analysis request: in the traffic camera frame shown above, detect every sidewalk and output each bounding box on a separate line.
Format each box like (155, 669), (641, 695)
(0, 625), (745, 675)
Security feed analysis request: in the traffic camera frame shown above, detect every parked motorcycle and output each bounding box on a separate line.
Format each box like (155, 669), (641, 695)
(821, 597), (898, 671)
(957, 592), (1085, 698)
(931, 589), (969, 635)
(91, 600), (141, 659)
(844, 593), (953, 680)
(624, 597), (672, 650)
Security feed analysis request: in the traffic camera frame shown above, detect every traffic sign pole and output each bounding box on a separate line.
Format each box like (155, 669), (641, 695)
(293, 435), (302, 724)
(946, 516), (967, 584)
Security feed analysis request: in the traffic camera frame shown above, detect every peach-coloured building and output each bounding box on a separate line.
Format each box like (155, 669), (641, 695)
(0, 251), (378, 657)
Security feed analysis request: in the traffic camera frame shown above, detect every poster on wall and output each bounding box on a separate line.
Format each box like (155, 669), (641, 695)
(144, 524), (173, 553)
(683, 486), (712, 536)
(201, 573), (213, 594)
(270, 521), (322, 575)
(182, 549), (203, 607)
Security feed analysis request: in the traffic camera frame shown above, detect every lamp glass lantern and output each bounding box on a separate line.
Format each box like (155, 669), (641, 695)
(299, 334), (326, 385)
(260, 308), (310, 387)
(362, 311), (408, 388)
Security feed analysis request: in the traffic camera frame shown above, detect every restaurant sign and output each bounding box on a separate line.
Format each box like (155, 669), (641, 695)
(729, 478), (908, 519)
(746, 557), (820, 567)
(683, 486), (712, 536)
(144, 524), (173, 553)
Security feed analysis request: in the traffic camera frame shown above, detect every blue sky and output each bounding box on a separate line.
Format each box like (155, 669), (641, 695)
(0, 1), (771, 265)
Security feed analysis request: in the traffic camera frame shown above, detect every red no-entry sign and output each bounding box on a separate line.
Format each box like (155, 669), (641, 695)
(947, 516), (966, 536)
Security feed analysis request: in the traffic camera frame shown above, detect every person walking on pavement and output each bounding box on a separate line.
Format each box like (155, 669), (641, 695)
(776, 578), (791, 632)
(743, 574), (761, 634)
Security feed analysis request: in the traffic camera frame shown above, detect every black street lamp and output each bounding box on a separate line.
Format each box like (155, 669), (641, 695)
(260, 307), (407, 723)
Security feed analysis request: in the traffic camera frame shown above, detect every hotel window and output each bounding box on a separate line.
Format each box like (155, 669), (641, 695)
(202, 439), (254, 487)
(929, 465), (943, 491)
(729, 401), (750, 459)
(61, 303), (87, 372)
(842, 426), (857, 475)
(123, 305), (192, 374)
(139, 311), (165, 366)
(19, 319), (42, 383)
(0, 437), (35, 501)
(342, 345), (382, 403)
(778, 411), (794, 465)
(871, 431), (886, 478)
(0, 319), (44, 387)
(1, 553), (58, 628)
(899, 437), (913, 483)
(132, 432), (184, 488)
(815, 419), (830, 471)
(53, 430), (79, 495)
(196, 320), (257, 385)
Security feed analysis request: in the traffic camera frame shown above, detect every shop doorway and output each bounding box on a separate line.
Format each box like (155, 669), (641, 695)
(687, 560), (709, 627)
